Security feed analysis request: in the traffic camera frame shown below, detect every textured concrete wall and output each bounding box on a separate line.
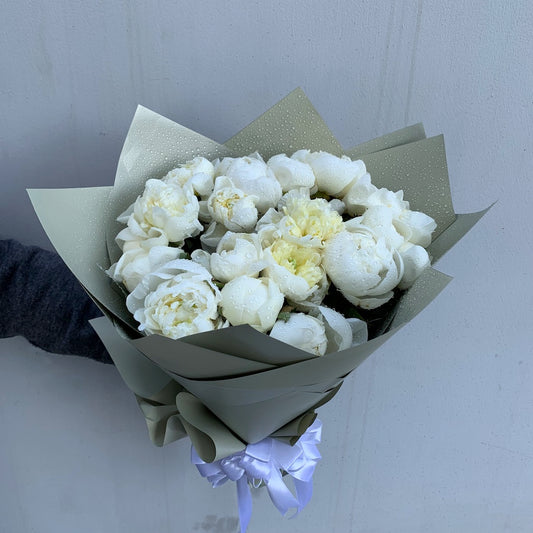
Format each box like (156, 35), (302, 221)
(1, 1), (532, 532)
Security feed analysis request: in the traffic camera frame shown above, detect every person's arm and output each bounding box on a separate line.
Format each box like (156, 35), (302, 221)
(0, 239), (112, 364)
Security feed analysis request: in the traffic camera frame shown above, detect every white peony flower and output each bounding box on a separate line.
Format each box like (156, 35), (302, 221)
(350, 205), (405, 250)
(273, 188), (344, 248)
(291, 150), (367, 196)
(269, 305), (368, 355)
(219, 276), (284, 333)
(210, 232), (265, 283)
(126, 179), (203, 244)
(345, 185), (437, 248)
(114, 206), (169, 247)
(114, 209), (170, 250)
(269, 313), (327, 356)
(107, 241), (183, 293)
(216, 154), (282, 213)
(126, 259), (222, 339)
(363, 187), (409, 216)
(282, 189), (344, 246)
(207, 176), (258, 232)
(267, 154), (316, 192)
(163, 157), (215, 197)
(263, 239), (325, 303)
(323, 228), (404, 309)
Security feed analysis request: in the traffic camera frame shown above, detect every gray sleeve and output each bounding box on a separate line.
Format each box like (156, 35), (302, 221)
(0, 239), (112, 364)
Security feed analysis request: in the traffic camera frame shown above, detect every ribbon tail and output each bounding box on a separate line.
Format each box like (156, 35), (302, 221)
(293, 477), (313, 512)
(266, 469), (299, 515)
(236, 476), (252, 533)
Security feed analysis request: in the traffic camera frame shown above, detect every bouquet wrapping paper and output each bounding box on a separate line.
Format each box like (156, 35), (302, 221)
(28, 88), (487, 521)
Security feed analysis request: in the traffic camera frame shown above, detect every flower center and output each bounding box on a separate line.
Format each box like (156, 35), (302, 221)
(145, 186), (187, 218)
(213, 190), (242, 218)
(282, 197), (343, 245)
(270, 239), (322, 287)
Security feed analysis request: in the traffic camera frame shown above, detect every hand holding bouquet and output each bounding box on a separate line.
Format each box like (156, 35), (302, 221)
(29, 89), (487, 532)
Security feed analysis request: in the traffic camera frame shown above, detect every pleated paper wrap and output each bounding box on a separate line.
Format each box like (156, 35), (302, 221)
(29, 89), (487, 462)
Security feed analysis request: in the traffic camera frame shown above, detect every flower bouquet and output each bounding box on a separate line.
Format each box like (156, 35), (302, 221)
(28, 89), (487, 532)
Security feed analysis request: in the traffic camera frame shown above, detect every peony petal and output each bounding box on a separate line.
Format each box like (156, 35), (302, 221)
(200, 222), (230, 252)
(347, 318), (369, 346)
(222, 155), (282, 213)
(191, 249), (212, 273)
(125, 259), (220, 339)
(267, 154), (316, 192)
(219, 276), (284, 333)
(398, 244), (431, 289)
(299, 152), (366, 196)
(396, 210), (437, 247)
(317, 306), (352, 353)
(210, 234), (264, 283)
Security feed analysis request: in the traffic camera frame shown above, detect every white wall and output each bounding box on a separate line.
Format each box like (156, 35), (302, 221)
(1, 1), (532, 532)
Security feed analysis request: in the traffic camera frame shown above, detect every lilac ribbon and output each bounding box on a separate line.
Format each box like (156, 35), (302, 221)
(191, 419), (322, 533)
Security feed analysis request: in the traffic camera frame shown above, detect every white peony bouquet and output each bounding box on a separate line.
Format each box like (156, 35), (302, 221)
(28, 89), (487, 532)
(107, 150), (436, 358)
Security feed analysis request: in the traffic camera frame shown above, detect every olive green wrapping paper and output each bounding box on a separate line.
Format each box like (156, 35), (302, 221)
(224, 88), (343, 159)
(28, 89), (487, 459)
(346, 122), (426, 159)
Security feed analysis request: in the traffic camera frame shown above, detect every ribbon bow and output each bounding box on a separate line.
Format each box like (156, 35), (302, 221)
(192, 419), (322, 533)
